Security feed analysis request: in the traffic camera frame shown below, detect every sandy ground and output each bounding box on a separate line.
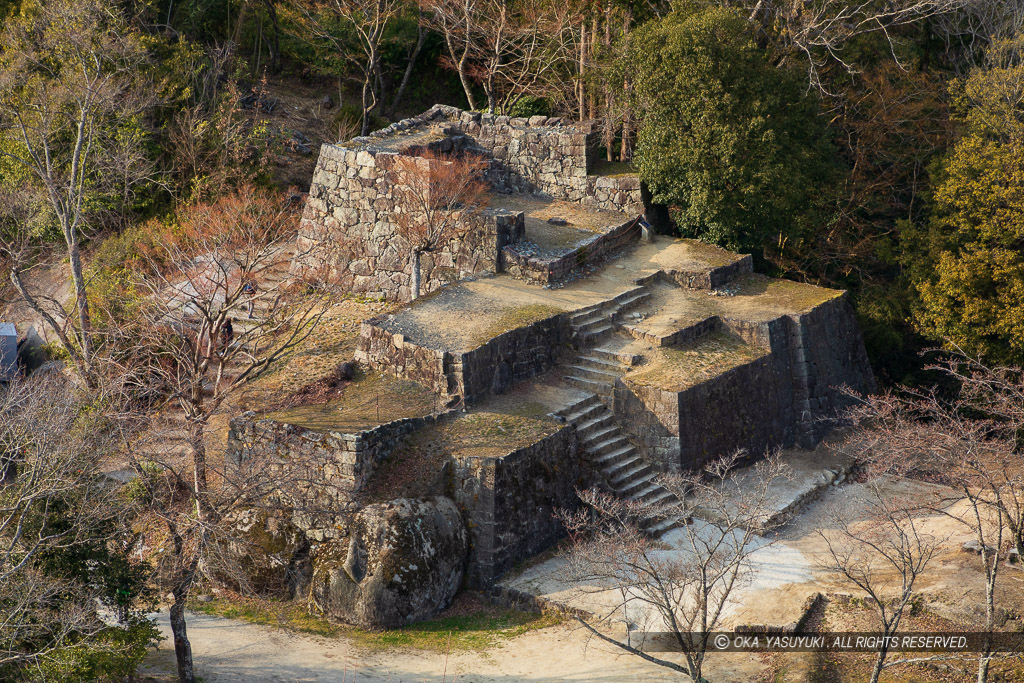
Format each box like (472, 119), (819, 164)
(141, 610), (768, 682)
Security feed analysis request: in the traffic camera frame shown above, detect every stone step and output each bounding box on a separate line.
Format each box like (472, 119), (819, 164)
(576, 354), (622, 371)
(643, 516), (685, 537)
(630, 482), (669, 503)
(585, 434), (630, 457)
(577, 324), (615, 345)
(603, 455), (645, 480)
(616, 475), (655, 498)
(615, 289), (651, 314)
(610, 462), (654, 488)
(592, 445), (637, 468)
(590, 346), (642, 366)
(574, 317), (612, 336)
(582, 425), (620, 447)
(639, 487), (677, 506)
(568, 305), (605, 326)
(566, 375), (613, 396)
(576, 414), (615, 440)
(565, 364), (620, 383)
(562, 402), (605, 425)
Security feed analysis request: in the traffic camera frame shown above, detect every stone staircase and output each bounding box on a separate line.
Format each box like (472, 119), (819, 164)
(567, 286), (651, 346)
(563, 346), (629, 398)
(556, 394), (681, 537)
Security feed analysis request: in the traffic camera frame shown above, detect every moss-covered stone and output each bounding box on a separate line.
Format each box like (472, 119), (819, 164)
(309, 496), (467, 628)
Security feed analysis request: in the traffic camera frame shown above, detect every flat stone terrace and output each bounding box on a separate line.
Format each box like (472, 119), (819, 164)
(488, 193), (625, 257)
(365, 237), (833, 354)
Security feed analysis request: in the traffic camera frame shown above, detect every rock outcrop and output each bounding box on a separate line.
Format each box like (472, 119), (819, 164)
(310, 496), (467, 628)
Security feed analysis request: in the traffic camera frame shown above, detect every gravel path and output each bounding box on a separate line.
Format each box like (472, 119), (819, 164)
(140, 609), (768, 682)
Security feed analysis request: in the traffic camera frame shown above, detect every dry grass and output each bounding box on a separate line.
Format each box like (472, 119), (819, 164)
(488, 193), (623, 232)
(470, 303), (563, 347)
(625, 331), (767, 392)
(589, 159), (636, 177)
(411, 402), (561, 460)
(188, 592), (562, 653)
(732, 274), (843, 312)
(262, 370), (438, 432)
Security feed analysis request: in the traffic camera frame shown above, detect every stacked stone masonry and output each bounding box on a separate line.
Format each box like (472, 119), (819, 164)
(357, 310), (569, 406)
(296, 105), (645, 301)
(452, 426), (581, 587)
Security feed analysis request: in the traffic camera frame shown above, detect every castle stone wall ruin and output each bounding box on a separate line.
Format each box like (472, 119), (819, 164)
(357, 309), (570, 406)
(613, 294), (874, 472)
(296, 105), (646, 302)
(452, 426), (582, 587)
(222, 106), (879, 629)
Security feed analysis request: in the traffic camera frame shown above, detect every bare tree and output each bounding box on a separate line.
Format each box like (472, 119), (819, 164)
(0, 372), (149, 672)
(389, 149), (490, 300)
(817, 483), (943, 683)
(295, 0), (404, 135)
(846, 354), (1024, 683)
(559, 451), (788, 683)
(0, 0), (154, 381)
(422, 0), (574, 114)
(119, 186), (335, 683)
(739, 0), (967, 89)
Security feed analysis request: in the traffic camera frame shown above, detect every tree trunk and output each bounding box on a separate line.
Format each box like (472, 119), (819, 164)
(387, 14), (426, 118)
(620, 114), (631, 162)
(169, 596), (195, 683)
(186, 407), (209, 521)
(578, 24), (586, 121)
(66, 233), (93, 373)
(411, 249), (422, 301)
(868, 645), (888, 683)
(604, 91), (614, 161)
(262, 0), (281, 72)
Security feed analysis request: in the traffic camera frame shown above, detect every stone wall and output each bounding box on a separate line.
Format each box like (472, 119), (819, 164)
(674, 354), (795, 469)
(354, 321), (457, 397)
(614, 294), (875, 471)
(226, 412), (439, 540)
(357, 310), (568, 405)
(457, 312), (568, 403)
(779, 294), (877, 447)
(501, 216), (641, 286)
(452, 426), (581, 586)
(446, 108), (643, 214)
(640, 254), (755, 291)
(297, 140), (523, 302)
(613, 380), (682, 472)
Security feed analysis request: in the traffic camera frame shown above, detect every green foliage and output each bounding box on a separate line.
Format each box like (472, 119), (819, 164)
(506, 95), (551, 118)
(910, 36), (1024, 364)
(18, 619), (160, 683)
(621, 6), (838, 257)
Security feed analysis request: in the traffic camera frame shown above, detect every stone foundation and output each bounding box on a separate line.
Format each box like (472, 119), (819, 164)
(226, 412), (440, 539)
(614, 294), (875, 471)
(501, 216), (642, 286)
(452, 426), (581, 586)
(357, 310), (569, 405)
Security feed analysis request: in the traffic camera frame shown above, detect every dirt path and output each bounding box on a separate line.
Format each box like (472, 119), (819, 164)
(140, 610), (767, 682)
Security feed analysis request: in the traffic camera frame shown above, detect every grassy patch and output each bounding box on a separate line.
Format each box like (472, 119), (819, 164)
(407, 405), (562, 461)
(590, 159), (637, 178)
(625, 331), (767, 392)
(471, 304), (563, 347)
(263, 370), (438, 432)
(673, 238), (743, 268)
(347, 609), (563, 652)
(733, 274), (842, 312)
(190, 596), (343, 638)
(188, 594), (562, 652)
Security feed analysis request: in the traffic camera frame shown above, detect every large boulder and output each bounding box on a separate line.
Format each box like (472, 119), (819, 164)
(219, 508), (311, 599)
(310, 496), (467, 628)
